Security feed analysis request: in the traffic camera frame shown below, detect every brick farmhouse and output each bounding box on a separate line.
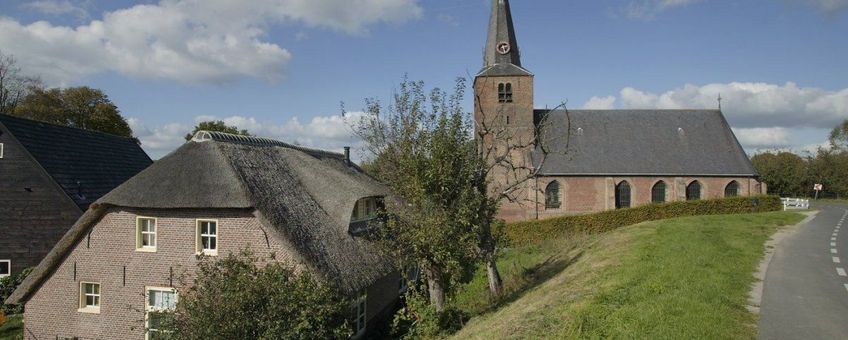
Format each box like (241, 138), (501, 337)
(7, 132), (401, 339)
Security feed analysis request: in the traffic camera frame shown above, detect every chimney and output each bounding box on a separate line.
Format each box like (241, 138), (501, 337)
(344, 146), (351, 165)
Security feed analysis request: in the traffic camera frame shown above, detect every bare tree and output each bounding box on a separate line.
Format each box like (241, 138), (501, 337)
(0, 51), (41, 114)
(472, 74), (570, 296)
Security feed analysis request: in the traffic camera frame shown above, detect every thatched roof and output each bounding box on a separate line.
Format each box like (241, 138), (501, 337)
(8, 132), (394, 303)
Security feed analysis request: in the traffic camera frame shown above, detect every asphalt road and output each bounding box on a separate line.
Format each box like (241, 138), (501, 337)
(758, 203), (848, 340)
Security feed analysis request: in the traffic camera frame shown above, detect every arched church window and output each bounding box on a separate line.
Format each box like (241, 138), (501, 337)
(652, 181), (666, 203)
(725, 181), (740, 197)
(498, 83), (513, 103)
(686, 181), (702, 201)
(616, 181), (631, 209)
(545, 181), (561, 209)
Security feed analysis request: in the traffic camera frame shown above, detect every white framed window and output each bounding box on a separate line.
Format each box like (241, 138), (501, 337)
(350, 289), (367, 338)
(136, 217), (157, 252)
(196, 219), (218, 255)
(146, 287), (178, 340)
(79, 282), (101, 313)
(0, 260), (10, 278)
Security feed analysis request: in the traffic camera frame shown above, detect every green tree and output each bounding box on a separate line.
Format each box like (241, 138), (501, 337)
(185, 120), (251, 141)
(13, 86), (133, 138)
(751, 151), (809, 196)
(351, 78), (490, 312)
(829, 119), (848, 150)
(169, 250), (351, 340)
(809, 148), (848, 199)
(0, 51), (42, 114)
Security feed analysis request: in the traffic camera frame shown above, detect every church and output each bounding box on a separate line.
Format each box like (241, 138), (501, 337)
(475, 0), (766, 222)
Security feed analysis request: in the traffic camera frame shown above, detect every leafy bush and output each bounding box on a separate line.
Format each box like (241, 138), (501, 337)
(391, 291), (468, 339)
(505, 195), (782, 247)
(1, 268), (33, 315)
(169, 250), (352, 340)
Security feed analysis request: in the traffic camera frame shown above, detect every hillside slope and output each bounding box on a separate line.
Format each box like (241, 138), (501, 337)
(452, 212), (805, 339)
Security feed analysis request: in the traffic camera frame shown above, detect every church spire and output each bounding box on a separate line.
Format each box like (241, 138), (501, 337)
(484, 0), (522, 68)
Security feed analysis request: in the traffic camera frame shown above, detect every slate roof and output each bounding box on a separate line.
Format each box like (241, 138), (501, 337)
(532, 109), (758, 177)
(478, 0), (532, 77)
(8, 131), (395, 303)
(0, 114), (152, 210)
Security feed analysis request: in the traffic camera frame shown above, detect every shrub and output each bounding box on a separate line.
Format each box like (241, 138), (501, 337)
(1, 267), (33, 315)
(505, 195), (782, 247)
(170, 249), (352, 340)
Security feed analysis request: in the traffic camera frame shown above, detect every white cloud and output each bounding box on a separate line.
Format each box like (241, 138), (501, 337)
(584, 82), (848, 151)
(732, 127), (791, 146)
(23, 0), (90, 19)
(798, 0), (848, 13)
(595, 82), (848, 129)
(582, 95), (616, 109)
(621, 0), (701, 20)
(132, 112), (369, 159)
(0, 0), (422, 85)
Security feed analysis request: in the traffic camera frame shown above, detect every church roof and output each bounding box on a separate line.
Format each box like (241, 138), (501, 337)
(7, 132), (395, 304)
(0, 114), (152, 211)
(533, 109), (758, 177)
(479, 0), (530, 77)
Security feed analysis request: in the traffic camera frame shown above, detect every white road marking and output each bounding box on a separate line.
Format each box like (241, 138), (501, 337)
(832, 237), (837, 241)
(833, 248), (839, 254)
(834, 257), (842, 263)
(839, 268), (847, 277)
(845, 284), (848, 293)
(832, 242), (838, 247)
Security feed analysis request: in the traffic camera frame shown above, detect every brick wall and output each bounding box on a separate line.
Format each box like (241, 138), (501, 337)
(0, 126), (81, 275)
(512, 176), (765, 221)
(23, 207), (398, 339)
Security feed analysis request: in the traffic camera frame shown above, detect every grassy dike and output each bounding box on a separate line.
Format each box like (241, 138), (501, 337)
(451, 211), (805, 339)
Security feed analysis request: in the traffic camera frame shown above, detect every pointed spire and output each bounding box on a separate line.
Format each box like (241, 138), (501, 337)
(484, 0), (522, 68)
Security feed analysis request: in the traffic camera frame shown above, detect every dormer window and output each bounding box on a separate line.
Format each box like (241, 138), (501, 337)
(498, 83), (513, 103)
(351, 197), (381, 222)
(350, 197), (385, 235)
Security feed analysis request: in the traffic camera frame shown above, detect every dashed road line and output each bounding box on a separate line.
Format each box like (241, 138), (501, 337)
(832, 242), (838, 247)
(838, 268), (847, 277)
(834, 257), (841, 263)
(832, 248), (839, 254)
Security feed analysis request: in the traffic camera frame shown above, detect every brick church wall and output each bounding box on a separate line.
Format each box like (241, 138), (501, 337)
(496, 176), (765, 222)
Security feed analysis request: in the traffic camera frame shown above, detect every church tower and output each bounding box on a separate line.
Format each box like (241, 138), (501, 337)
(475, 0), (536, 220)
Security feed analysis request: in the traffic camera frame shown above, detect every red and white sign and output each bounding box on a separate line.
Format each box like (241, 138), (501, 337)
(814, 183), (823, 191)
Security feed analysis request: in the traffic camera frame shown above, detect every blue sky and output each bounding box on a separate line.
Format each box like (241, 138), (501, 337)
(1, 0), (847, 159)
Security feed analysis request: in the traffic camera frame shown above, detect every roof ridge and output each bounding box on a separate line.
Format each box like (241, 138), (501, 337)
(191, 130), (345, 159)
(0, 113), (139, 141)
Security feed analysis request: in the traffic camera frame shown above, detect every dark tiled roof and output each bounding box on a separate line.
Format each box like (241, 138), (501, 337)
(0, 114), (152, 210)
(484, 0), (522, 68)
(533, 109), (758, 177)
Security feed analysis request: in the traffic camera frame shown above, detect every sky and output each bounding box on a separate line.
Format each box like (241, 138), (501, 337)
(0, 0), (847, 159)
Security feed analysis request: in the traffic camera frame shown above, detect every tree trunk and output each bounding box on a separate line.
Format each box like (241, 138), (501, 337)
(427, 276), (446, 312)
(486, 258), (503, 297)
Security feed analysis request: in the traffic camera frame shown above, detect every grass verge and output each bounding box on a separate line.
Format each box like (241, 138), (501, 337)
(451, 211), (805, 339)
(0, 314), (22, 340)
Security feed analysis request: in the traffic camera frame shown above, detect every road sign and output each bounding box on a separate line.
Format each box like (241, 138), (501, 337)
(814, 183), (823, 191)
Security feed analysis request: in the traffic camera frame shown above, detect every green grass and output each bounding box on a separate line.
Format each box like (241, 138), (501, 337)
(816, 198), (848, 205)
(451, 211), (806, 339)
(0, 314), (23, 340)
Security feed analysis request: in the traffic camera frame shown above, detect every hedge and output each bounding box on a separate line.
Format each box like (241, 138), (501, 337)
(505, 195), (783, 247)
